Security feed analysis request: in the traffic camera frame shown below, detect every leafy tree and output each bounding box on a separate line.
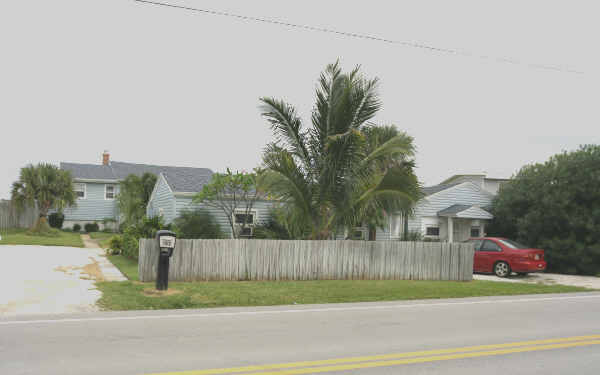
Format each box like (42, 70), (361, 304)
(174, 209), (224, 239)
(117, 173), (157, 227)
(487, 145), (600, 275)
(258, 61), (421, 240)
(193, 169), (266, 238)
(11, 163), (76, 233)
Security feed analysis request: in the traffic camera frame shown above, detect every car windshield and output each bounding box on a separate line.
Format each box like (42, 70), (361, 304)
(497, 239), (529, 249)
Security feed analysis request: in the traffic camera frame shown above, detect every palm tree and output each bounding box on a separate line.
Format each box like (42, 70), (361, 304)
(11, 163), (76, 233)
(258, 62), (421, 240)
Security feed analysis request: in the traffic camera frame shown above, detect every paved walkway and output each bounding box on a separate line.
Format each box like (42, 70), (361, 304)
(0, 237), (126, 316)
(474, 272), (600, 289)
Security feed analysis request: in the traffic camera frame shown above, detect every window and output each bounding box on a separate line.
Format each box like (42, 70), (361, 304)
(425, 227), (440, 236)
(74, 183), (86, 199)
(470, 227), (480, 237)
(497, 239), (529, 249)
(467, 239), (483, 251)
(233, 210), (255, 226)
(105, 184), (116, 200)
(351, 228), (366, 240)
(480, 240), (502, 252)
(238, 226), (253, 237)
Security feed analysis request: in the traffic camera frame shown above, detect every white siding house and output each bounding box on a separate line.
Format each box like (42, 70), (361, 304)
(362, 181), (495, 243)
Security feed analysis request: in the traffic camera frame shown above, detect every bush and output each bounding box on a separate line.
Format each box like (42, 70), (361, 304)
(120, 216), (172, 260)
(48, 212), (65, 229)
(174, 209), (223, 239)
(84, 222), (100, 233)
(73, 224), (81, 232)
(107, 235), (123, 255)
(487, 145), (600, 275)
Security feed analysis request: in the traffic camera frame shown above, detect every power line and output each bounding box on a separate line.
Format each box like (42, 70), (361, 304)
(133, 0), (584, 75)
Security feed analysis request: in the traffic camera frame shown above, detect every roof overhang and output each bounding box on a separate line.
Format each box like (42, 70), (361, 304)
(73, 178), (120, 184)
(438, 205), (493, 220)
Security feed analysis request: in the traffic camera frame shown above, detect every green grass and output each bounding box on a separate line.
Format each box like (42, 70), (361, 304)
(0, 228), (84, 247)
(89, 232), (117, 248)
(107, 255), (139, 281)
(97, 257), (593, 311)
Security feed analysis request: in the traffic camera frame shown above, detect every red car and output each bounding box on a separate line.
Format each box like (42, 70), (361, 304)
(466, 237), (547, 277)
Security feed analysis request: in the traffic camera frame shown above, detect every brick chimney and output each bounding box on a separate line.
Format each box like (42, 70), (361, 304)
(102, 150), (110, 166)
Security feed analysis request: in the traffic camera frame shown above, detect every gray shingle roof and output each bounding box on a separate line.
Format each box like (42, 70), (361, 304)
(60, 161), (213, 193)
(421, 182), (461, 196)
(437, 204), (472, 216)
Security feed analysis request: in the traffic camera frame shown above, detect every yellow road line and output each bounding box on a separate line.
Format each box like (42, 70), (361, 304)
(148, 334), (600, 375)
(247, 340), (600, 375)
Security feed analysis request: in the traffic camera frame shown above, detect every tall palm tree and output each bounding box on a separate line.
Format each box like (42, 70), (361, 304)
(11, 163), (76, 232)
(258, 62), (421, 240)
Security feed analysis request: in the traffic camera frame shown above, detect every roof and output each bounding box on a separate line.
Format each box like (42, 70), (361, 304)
(437, 204), (493, 220)
(60, 161), (213, 193)
(441, 174), (510, 185)
(421, 183), (462, 196)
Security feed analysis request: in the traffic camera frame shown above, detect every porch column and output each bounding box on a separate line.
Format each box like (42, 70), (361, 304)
(448, 217), (454, 243)
(481, 222), (486, 237)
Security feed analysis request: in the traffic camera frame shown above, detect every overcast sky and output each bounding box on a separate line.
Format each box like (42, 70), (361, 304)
(1, 0), (597, 199)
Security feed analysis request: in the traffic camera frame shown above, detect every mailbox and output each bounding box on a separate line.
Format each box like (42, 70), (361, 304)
(156, 230), (176, 290)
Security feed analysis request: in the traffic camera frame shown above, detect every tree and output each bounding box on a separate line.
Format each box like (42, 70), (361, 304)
(117, 173), (157, 227)
(11, 163), (76, 233)
(193, 169), (266, 238)
(487, 145), (600, 275)
(257, 61), (421, 240)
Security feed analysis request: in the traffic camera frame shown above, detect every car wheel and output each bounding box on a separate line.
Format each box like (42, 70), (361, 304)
(494, 261), (511, 278)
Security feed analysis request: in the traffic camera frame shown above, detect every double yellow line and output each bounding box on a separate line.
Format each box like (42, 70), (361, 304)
(150, 334), (600, 375)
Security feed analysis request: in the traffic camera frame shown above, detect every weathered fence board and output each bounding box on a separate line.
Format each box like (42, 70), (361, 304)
(0, 200), (38, 230)
(139, 239), (475, 282)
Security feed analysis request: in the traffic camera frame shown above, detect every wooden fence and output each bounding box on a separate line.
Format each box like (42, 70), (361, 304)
(138, 239), (474, 282)
(0, 200), (39, 230)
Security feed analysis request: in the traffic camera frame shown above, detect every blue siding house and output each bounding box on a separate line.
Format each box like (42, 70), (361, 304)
(60, 151), (213, 231)
(146, 173), (274, 238)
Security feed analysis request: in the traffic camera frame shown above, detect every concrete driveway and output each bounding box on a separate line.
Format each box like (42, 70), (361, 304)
(474, 272), (600, 289)
(0, 245), (126, 316)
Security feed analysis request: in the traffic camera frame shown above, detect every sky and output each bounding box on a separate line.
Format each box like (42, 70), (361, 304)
(1, 0), (598, 199)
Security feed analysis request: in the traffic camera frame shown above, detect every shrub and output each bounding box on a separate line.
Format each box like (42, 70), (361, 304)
(48, 212), (65, 229)
(84, 222), (100, 233)
(174, 209), (223, 239)
(73, 223), (81, 232)
(120, 216), (172, 260)
(107, 235), (123, 255)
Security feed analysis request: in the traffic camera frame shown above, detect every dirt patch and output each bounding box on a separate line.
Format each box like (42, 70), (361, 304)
(142, 288), (183, 297)
(54, 258), (105, 281)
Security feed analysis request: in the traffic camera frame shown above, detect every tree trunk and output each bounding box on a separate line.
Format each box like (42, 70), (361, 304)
(368, 227), (377, 241)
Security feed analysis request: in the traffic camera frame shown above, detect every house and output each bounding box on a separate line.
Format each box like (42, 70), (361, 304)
(60, 151), (272, 237)
(362, 180), (498, 243)
(439, 174), (509, 195)
(145, 172), (273, 238)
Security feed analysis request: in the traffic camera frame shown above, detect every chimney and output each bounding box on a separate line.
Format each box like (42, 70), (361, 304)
(102, 150), (110, 166)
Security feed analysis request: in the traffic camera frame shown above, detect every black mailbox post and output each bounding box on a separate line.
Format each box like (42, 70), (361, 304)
(156, 230), (176, 291)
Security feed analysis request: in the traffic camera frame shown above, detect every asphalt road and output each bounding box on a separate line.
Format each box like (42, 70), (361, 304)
(1, 293), (600, 375)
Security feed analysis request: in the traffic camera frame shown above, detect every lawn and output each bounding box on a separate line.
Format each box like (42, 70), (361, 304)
(98, 255), (592, 311)
(0, 228), (84, 247)
(89, 232), (117, 248)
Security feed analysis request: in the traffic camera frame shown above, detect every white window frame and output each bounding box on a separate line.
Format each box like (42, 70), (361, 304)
(425, 226), (440, 237)
(233, 209), (257, 227)
(350, 227), (367, 240)
(74, 183), (86, 200)
(104, 184), (116, 200)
